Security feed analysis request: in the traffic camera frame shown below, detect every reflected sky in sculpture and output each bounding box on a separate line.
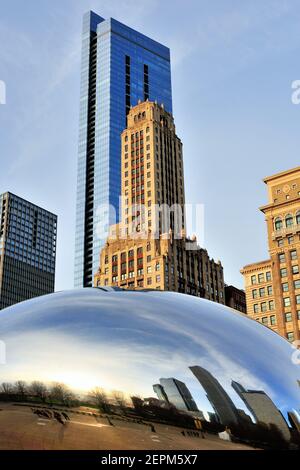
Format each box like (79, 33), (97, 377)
(0, 288), (299, 446)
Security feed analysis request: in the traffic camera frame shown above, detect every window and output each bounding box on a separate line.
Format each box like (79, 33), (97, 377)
(267, 285), (273, 295)
(262, 317), (268, 324)
(288, 236), (294, 245)
(285, 214), (294, 227)
(147, 266), (152, 274)
(155, 263), (160, 271)
(156, 275), (161, 283)
(283, 297), (291, 307)
(266, 271), (272, 281)
(261, 302), (267, 312)
(252, 289), (257, 299)
(294, 280), (300, 290)
(270, 315), (276, 325)
(258, 273), (264, 283)
(287, 332), (294, 342)
(298, 310), (300, 320)
(147, 277), (152, 285)
(280, 268), (287, 278)
(275, 217), (283, 231)
(251, 275), (256, 285)
(285, 312), (292, 322)
(292, 265), (299, 275)
(147, 255), (151, 262)
(296, 294), (300, 304)
(253, 304), (259, 313)
(290, 250), (298, 260)
(282, 282), (289, 292)
(269, 300), (275, 311)
(277, 239), (284, 247)
(278, 253), (285, 263)
(259, 287), (265, 297)
(296, 211), (300, 225)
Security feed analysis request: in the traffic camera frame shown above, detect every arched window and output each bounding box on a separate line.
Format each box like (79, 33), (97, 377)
(285, 214), (294, 228)
(296, 211), (300, 225)
(275, 217), (283, 231)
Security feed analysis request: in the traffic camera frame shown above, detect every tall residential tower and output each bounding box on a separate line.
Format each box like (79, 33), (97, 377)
(75, 11), (172, 287)
(0, 192), (57, 309)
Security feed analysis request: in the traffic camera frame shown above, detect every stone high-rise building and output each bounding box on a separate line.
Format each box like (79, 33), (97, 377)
(0, 192), (57, 309)
(241, 167), (300, 342)
(94, 101), (225, 302)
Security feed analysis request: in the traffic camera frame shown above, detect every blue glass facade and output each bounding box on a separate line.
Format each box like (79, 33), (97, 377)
(75, 11), (172, 287)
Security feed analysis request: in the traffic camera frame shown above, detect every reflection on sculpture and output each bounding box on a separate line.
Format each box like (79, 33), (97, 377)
(0, 287), (299, 450)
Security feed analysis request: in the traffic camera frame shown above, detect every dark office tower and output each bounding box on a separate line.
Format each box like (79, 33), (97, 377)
(74, 11), (172, 287)
(190, 366), (240, 426)
(231, 381), (291, 442)
(154, 378), (199, 413)
(0, 192), (57, 309)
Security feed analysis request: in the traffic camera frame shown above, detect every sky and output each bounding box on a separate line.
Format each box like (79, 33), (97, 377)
(1, 0), (300, 291)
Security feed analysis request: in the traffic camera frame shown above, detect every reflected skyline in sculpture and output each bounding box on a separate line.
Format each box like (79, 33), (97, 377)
(0, 288), (299, 449)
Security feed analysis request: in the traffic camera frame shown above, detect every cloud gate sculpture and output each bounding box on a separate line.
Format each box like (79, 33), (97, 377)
(0, 288), (299, 450)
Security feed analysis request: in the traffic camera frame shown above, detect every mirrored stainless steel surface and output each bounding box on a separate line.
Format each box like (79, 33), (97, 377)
(0, 288), (299, 450)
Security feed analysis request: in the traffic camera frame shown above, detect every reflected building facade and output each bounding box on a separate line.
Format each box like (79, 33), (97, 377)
(0, 288), (299, 449)
(153, 378), (199, 413)
(74, 11), (172, 288)
(190, 366), (240, 426)
(232, 381), (291, 442)
(0, 192), (57, 309)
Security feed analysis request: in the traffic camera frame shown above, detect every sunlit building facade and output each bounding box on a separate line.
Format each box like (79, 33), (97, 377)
(94, 101), (225, 302)
(241, 167), (300, 341)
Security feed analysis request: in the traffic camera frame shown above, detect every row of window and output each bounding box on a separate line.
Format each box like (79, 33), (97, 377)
(280, 265), (299, 276)
(284, 311), (300, 322)
(278, 250), (298, 263)
(253, 300), (275, 313)
(277, 235), (297, 247)
(282, 280), (300, 291)
(106, 246), (151, 264)
(252, 286), (273, 298)
(109, 262), (160, 274)
(274, 212), (300, 230)
(283, 295), (300, 307)
(111, 274), (161, 283)
(256, 315), (276, 326)
(251, 271), (272, 285)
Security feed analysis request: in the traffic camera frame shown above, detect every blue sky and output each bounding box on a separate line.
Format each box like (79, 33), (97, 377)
(1, 0), (300, 291)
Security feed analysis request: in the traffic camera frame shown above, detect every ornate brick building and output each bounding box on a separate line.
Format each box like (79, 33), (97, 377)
(94, 101), (225, 303)
(241, 167), (300, 342)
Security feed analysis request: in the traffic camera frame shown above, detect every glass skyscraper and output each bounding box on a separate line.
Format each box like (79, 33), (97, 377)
(0, 192), (57, 309)
(75, 11), (172, 287)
